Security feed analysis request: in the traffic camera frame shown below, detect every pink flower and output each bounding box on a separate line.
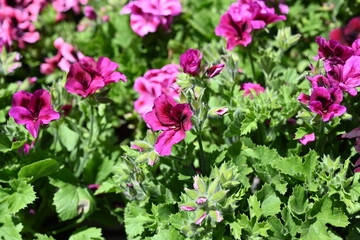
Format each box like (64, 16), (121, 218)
(241, 82), (265, 98)
(40, 38), (84, 74)
(134, 64), (180, 116)
(180, 49), (202, 76)
(206, 64), (225, 78)
(327, 56), (360, 96)
(298, 87), (346, 122)
(9, 90), (60, 138)
(355, 159), (360, 173)
(215, 0), (286, 50)
(120, 0), (182, 37)
(298, 133), (315, 145)
(330, 16), (360, 46)
(144, 94), (193, 156)
(84, 6), (97, 20)
(314, 37), (353, 63)
(52, 0), (88, 20)
(65, 57), (126, 98)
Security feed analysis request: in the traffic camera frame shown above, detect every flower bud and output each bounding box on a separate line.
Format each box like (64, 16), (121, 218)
(195, 212), (207, 225)
(180, 49), (202, 76)
(196, 197), (207, 204)
(206, 64), (225, 78)
(180, 205), (196, 211)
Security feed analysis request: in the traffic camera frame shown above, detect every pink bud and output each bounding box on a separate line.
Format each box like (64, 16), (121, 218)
(180, 206), (196, 211)
(298, 133), (315, 145)
(84, 6), (97, 20)
(196, 197), (207, 204)
(195, 213), (207, 225)
(206, 64), (225, 78)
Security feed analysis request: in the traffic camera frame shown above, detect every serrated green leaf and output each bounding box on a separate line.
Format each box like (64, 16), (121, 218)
(289, 186), (307, 215)
(257, 184), (281, 217)
(69, 227), (104, 240)
(124, 202), (154, 238)
(0, 179), (37, 214)
(34, 233), (55, 240)
(18, 158), (59, 182)
(248, 195), (263, 219)
(240, 115), (258, 135)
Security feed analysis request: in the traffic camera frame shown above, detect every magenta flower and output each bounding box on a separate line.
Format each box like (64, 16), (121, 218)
(241, 82), (265, 98)
(52, 0), (88, 21)
(65, 57), (126, 98)
(144, 94), (193, 156)
(215, 0), (286, 50)
(134, 64), (180, 116)
(315, 37), (353, 63)
(84, 6), (97, 20)
(327, 56), (360, 96)
(298, 87), (346, 122)
(120, 0), (182, 37)
(330, 16), (360, 46)
(180, 49), (202, 76)
(298, 133), (315, 145)
(206, 64), (225, 78)
(9, 90), (60, 138)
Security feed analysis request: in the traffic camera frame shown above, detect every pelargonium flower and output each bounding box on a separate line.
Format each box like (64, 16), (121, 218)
(144, 94), (193, 156)
(180, 49), (202, 76)
(314, 37), (354, 65)
(215, 0), (286, 50)
(84, 6), (97, 20)
(120, 0), (182, 37)
(298, 87), (346, 122)
(327, 56), (360, 96)
(330, 16), (360, 46)
(134, 64), (180, 116)
(9, 90), (60, 138)
(65, 56), (127, 98)
(241, 82), (265, 98)
(52, 0), (88, 21)
(40, 38), (84, 74)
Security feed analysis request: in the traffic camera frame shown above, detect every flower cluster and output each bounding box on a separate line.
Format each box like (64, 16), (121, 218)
(40, 38), (84, 74)
(330, 16), (360, 46)
(134, 64), (180, 116)
(298, 37), (360, 121)
(0, 0), (46, 49)
(120, 0), (182, 37)
(144, 94), (193, 156)
(65, 56), (127, 98)
(215, 0), (287, 50)
(9, 90), (60, 138)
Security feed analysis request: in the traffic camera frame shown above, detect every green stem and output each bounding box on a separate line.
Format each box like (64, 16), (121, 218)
(75, 104), (95, 177)
(197, 132), (206, 174)
(316, 121), (326, 156)
(51, 216), (86, 235)
(247, 48), (256, 81)
(257, 122), (266, 145)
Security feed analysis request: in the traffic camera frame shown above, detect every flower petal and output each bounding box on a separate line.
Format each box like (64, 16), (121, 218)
(26, 121), (40, 138)
(155, 129), (186, 156)
(9, 106), (33, 124)
(39, 109), (61, 124)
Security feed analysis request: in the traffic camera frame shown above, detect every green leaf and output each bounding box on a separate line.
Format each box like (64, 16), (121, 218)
(257, 184), (281, 217)
(50, 176), (95, 221)
(69, 227), (104, 240)
(0, 179), (37, 214)
(240, 114), (258, 135)
(124, 202), (154, 239)
(148, 227), (184, 240)
(18, 159), (59, 182)
(248, 195), (263, 219)
(0, 134), (12, 152)
(34, 233), (55, 240)
(58, 124), (79, 151)
(0, 202), (23, 240)
(289, 186), (307, 215)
